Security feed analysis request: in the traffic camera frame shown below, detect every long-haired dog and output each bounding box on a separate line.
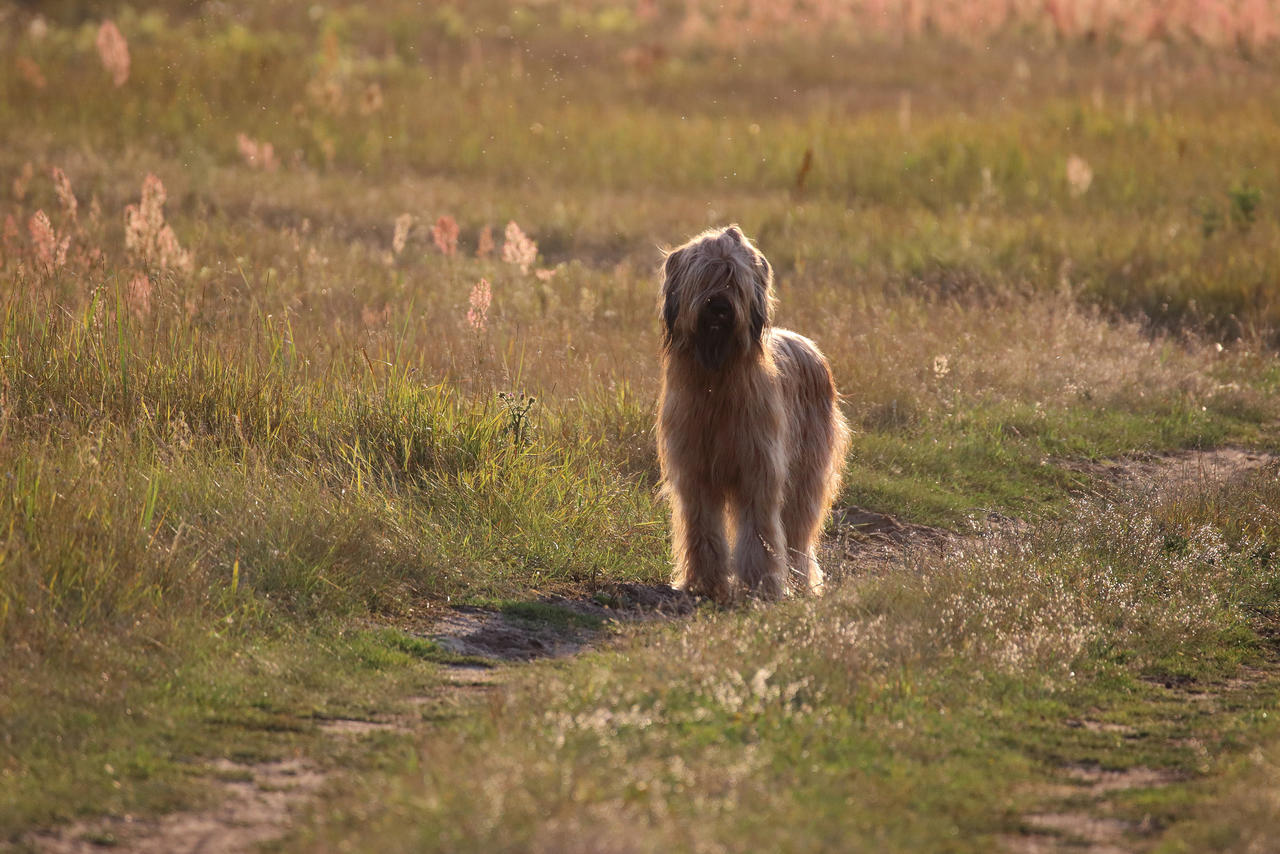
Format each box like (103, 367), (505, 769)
(657, 225), (849, 601)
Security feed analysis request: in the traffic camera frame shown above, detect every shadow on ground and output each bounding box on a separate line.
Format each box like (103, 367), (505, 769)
(429, 583), (698, 662)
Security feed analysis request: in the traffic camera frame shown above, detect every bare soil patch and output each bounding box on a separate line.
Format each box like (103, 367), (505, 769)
(1016, 813), (1138, 853)
(26, 759), (324, 854)
(431, 606), (589, 661)
(1007, 772), (1170, 854)
(431, 583), (696, 663)
(1064, 765), (1182, 795)
(314, 718), (400, 737)
(1066, 446), (1278, 498)
(831, 505), (953, 547)
(1065, 719), (1139, 736)
(1003, 766), (1176, 853)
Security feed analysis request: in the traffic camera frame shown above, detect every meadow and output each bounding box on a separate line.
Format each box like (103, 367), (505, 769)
(4, 1), (1280, 851)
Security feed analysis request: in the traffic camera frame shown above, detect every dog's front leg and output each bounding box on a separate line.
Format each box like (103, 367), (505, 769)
(733, 477), (788, 600)
(670, 484), (732, 601)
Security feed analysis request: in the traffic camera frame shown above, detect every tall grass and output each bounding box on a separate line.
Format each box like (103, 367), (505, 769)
(0, 287), (666, 653)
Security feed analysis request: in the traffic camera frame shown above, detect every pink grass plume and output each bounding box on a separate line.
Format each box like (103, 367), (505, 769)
(467, 278), (492, 332)
(502, 220), (537, 274)
(96, 20), (130, 87)
(432, 215), (460, 257)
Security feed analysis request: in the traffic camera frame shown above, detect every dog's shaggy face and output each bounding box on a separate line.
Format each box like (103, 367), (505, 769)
(660, 225), (775, 372)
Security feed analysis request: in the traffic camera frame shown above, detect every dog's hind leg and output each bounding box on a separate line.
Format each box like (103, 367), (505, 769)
(775, 334), (849, 595)
(782, 474), (826, 595)
(670, 485), (732, 601)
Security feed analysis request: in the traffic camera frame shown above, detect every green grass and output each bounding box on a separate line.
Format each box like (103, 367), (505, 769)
(1156, 722), (1280, 852)
(474, 599), (611, 631)
(289, 471), (1280, 852)
(371, 628), (498, 668)
(0, 624), (441, 833)
(844, 400), (1261, 526)
(6, 1), (1280, 849)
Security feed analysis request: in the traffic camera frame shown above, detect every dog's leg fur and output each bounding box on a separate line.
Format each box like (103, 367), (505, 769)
(773, 330), (850, 593)
(782, 482), (826, 593)
(732, 477), (788, 598)
(669, 478), (732, 601)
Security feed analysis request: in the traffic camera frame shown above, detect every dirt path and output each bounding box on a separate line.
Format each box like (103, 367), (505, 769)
(21, 447), (1280, 854)
(1002, 662), (1278, 854)
(429, 582), (695, 662)
(25, 759), (327, 854)
(1000, 448), (1280, 853)
(1065, 446), (1277, 498)
(18, 586), (698, 854)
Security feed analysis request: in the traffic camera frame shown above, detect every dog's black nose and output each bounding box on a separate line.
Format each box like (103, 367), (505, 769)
(706, 295), (732, 321)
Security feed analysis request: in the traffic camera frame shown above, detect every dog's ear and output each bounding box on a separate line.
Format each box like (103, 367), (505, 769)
(724, 224), (744, 243)
(749, 297), (766, 345)
(660, 247), (685, 345)
(749, 252), (772, 346)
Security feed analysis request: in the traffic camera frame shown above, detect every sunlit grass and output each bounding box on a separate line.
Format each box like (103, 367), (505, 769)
(292, 471), (1280, 852)
(5, 1), (1280, 847)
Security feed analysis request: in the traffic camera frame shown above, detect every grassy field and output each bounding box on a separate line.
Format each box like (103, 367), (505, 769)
(4, 1), (1280, 850)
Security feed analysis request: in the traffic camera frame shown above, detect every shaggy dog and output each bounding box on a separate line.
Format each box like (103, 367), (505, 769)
(657, 225), (849, 601)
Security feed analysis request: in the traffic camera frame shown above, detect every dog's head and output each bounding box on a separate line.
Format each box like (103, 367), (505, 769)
(659, 225), (774, 372)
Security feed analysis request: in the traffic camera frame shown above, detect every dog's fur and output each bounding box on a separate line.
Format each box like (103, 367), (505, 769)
(657, 225), (849, 601)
